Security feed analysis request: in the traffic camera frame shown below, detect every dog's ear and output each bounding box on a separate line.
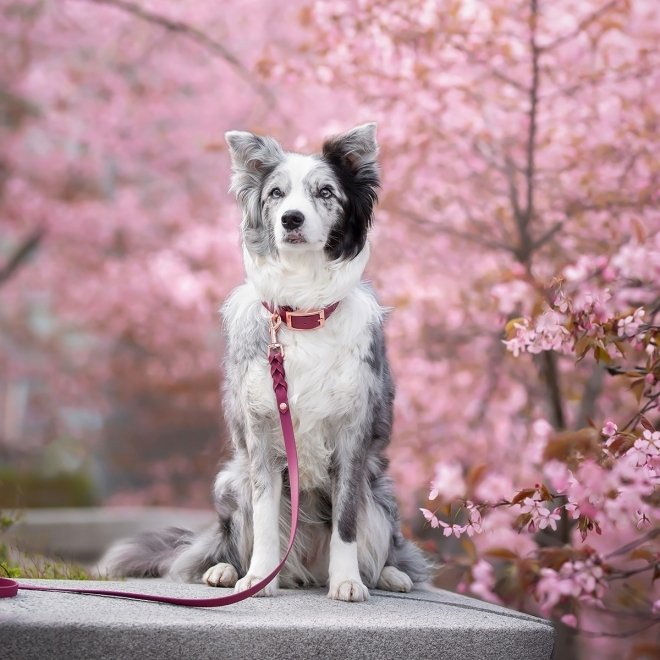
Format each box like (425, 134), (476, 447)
(225, 131), (284, 186)
(224, 131), (284, 255)
(322, 123), (378, 172)
(322, 123), (380, 261)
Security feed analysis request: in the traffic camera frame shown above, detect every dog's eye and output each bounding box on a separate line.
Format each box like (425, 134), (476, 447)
(271, 188), (283, 198)
(319, 187), (333, 199)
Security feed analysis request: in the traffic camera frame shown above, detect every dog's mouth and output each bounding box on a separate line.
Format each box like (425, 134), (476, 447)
(284, 231), (307, 245)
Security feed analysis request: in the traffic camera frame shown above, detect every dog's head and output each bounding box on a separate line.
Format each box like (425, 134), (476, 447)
(225, 124), (379, 261)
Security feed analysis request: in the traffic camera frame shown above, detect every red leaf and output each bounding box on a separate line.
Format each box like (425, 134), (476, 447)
(640, 416), (655, 432)
(512, 488), (536, 505)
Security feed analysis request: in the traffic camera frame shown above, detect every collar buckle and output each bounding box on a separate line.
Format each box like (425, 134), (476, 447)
(284, 309), (326, 330)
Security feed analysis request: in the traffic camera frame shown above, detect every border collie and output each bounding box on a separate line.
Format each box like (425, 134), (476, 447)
(103, 123), (429, 601)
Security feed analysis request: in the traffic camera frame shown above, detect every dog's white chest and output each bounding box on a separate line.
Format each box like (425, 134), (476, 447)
(241, 307), (375, 490)
(282, 325), (372, 489)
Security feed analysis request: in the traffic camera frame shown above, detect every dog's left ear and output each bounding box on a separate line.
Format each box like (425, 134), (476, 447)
(322, 123), (380, 261)
(225, 131), (284, 182)
(224, 130), (284, 255)
(322, 123), (378, 172)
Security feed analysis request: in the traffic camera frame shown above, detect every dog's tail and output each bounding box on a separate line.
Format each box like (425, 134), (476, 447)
(392, 533), (436, 584)
(99, 527), (195, 578)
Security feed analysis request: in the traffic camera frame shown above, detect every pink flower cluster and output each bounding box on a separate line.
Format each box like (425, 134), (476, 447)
(596, 421), (659, 526)
(469, 560), (502, 604)
(503, 312), (572, 357)
(611, 241), (660, 286)
(617, 308), (646, 339)
(629, 429), (660, 468)
(420, 501), (483, 538)
(536, 558), (607, 617)
(563, 453), (656, 530)
(428, 460), (466, 501)
(519, 491), (562, 532)
(504, 285), (651, 362)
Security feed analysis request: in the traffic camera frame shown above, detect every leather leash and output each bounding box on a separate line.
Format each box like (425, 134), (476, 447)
(0, 303), (337, 607)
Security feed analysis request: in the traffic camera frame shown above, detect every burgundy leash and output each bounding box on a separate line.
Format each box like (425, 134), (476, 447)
(0, 305), (332, 607)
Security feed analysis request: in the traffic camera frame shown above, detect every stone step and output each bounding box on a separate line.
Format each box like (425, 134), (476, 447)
(4, 507), (215, 562)
(1, 579), (555, 660)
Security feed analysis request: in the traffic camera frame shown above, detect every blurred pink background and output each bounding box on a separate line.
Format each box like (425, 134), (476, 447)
(1, 2), (658, 657)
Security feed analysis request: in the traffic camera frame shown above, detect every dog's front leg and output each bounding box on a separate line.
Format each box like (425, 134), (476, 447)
(234, 446), (282, 597)
(327, 442), (369, 602)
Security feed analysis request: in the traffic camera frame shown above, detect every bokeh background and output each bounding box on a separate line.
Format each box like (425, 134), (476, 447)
(1, 1), (658, 658)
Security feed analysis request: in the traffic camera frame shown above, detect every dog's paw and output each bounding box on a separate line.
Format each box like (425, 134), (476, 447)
(376, 566), (413, 593)
(234, 573), (278, 597)
(327, 578), (369, 602)
(203, 562), (238, 588)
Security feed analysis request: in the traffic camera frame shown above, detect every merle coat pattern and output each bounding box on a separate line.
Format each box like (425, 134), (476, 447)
(102, 124), (430, 601)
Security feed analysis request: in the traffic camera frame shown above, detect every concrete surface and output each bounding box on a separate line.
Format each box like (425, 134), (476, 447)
(0, 579), (555, 660)
(5, 508), (215, 562)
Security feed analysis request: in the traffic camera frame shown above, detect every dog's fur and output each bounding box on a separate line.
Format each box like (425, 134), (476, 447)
(102, 123), (430, 601)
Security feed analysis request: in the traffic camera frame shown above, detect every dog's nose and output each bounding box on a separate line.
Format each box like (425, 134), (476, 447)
(282, 210), (305, 230)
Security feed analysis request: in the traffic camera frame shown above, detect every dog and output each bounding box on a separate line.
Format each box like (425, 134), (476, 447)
(102, 123), (430, 601)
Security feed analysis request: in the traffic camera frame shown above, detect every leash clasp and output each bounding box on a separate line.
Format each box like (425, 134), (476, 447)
(268, 313), (284, 358)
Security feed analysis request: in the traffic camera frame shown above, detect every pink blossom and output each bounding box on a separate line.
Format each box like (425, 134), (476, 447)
(627, 432), (660, 467)
(491, 280), (532, 315)
(612, 244), (660, 283)
(536, 559), (607, 616)
(419, 508), (440, 528)
(521, 494), (562, 531)
(465, 502), (483, 534)
(469, 560), (502, 604)
(429, 461), (466, 501)
(543, 460), (573, 494)
(568, 461), (611, 519)
(438, 521), (467, 538)
(617, 308), (646, 338)
(554, 291), (571, 314)
(601, 421), (618, 438)
(636, 511), (652, 529)
(475, 472), (514, 504)
(477, 510), (537, 557)
(560, 614), (577, 628)
(573, 290), (612, 324)
(564, 498), (580, 520)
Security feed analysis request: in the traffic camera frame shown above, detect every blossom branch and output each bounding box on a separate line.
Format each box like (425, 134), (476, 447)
(0, 227), (45, 287)
(71, 0), (288, 121)
(604, 528), (659, 559)
(523, 0), (540, 236)
(539, 1), (622, 53)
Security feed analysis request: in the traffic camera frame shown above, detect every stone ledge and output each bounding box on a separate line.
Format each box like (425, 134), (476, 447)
(5, 508), (215, 562)
(0, 579), (555, 660)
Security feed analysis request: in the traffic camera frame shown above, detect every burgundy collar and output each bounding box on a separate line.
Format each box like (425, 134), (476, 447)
(262, 301), (340, 330)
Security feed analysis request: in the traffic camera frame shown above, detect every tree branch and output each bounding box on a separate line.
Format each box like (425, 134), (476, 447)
(539, 1), (621, 53)
(575, 364), (604, 428)
(605, 528), (660, 559)
(401, 209), (514, 253)
(0, 228), (45, 286)
(530, 221), (563, 252)
(536, 351), (565, 430)
(504, 155), (525, 227)
(523, 0), (540, 236)
(71, 0), (289, 124)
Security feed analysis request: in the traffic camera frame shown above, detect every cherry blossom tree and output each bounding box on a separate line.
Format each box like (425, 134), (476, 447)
(1, 0), (319, 499)
(289, 0), (659, 656)
(1, 1), (658, 656)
